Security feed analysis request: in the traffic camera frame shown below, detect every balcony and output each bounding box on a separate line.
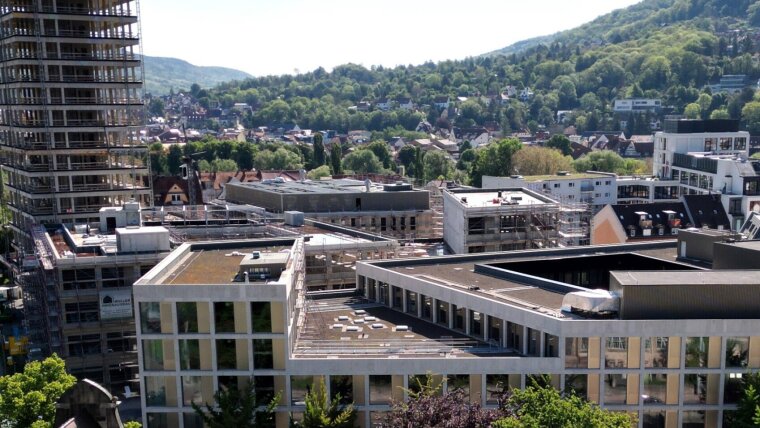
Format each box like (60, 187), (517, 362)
(0, 4), (136, 17)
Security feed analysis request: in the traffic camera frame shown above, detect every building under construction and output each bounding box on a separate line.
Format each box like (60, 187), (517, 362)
(442, 188), (561, 254)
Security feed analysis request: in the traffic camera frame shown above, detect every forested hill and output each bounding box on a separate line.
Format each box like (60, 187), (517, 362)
(485, 0), (755, 57)
(189, 0), (760, 137)
(143, 56), (252, 95)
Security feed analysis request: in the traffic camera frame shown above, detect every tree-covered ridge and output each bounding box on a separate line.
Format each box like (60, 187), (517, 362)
(182, 0), (760, 137)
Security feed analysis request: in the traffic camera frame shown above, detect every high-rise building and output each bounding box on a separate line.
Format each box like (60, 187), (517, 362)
(0, 0), (150, 240)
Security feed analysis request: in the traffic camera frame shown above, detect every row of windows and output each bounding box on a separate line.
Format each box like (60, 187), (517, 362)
(142, 338), (276, 371)
(139, 301), (275, 334)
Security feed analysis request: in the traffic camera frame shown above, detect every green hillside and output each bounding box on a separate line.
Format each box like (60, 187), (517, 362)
(189, 0), (760, 138)
(143, 56), (252, 95)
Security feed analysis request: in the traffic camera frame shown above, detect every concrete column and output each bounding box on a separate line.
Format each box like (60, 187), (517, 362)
(449, 303), (455, 330)
(483, 314), (489, 342)
(521, 325), (528, 355)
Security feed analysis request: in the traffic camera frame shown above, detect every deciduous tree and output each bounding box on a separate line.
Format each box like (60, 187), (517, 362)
(191, 379), (279, 428)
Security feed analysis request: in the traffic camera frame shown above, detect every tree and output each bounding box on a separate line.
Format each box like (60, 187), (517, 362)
(124, 422), (142, 428)
(149, 142), (168, 175)
(0, 355), (77, 428)
(330, 144), (343, 175)
(742, 101), (760, 135)
(710, 109), (731, 120)
(233, 142), (257, 170)
(365, 141), (392, 169)
(167, 144), (184, 175)
(545, 135), (573, 156)
(255, 148), (303, 170)
(684, 102), (701, 119)
(470, 138), (523, 187)
(573, 151), (628, 174)
(422, 150), (454, 182)
(292, 379), (355, 428)
(148, 98), (165, 117)
(492, 382), (633, 428)
(342, 150), (383, 174)
(731, 372), (760, 428)
(413, 147), (425, 181)
(191, 379), (279, 428)
(397, 145), (417, 174)
(307, 165), (332, 180)
(513, 147), (574, 176)
(313, 133), (325, 166)
(384, 374), (501, 428)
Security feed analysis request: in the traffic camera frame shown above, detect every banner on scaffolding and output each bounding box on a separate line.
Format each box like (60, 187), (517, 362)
(99, 290), (133, 320)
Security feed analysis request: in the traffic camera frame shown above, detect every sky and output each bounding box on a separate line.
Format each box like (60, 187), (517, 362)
(141, 0), (643, 77)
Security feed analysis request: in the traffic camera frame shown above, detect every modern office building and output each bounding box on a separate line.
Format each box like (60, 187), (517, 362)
(135, 235), (760, 428)
(483, 172), (616, 210)
(442, 188), (560, 253)
(225, 179), (435, 239)
(0, 0), (150, 240)
(654, 119), (758, 230)
(613, 98), (662, 114)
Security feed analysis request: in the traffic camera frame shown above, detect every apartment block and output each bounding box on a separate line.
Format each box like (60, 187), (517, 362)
(0, 0), (150, 239)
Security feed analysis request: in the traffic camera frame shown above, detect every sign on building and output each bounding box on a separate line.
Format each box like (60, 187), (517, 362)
(99, 290), (133, 320)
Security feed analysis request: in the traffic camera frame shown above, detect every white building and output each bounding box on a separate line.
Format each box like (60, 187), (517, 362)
(483, 172), (617, 211)
(613, 99), (662, 114)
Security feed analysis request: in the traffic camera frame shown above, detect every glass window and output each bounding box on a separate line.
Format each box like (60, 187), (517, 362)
(704, 138), (715, 152)
(216, 339), (239, 370)
(682, 411), (705, 428)
(642, 411), (666, 428)
(603, 374), (627, 405)
(453, 305), (465, 332)
(544, 334), (559, 357)
(369, 375), (392, 404)
(145, 376), (176, 406)
(391, 286), (403, 310)
(253, 339), (273, 369)
(724, 373), (744, 404)
(421, 295), (432, 320)
(143, 339), (166, 371)
(469, 311), (483, 338)
(527, 328), (540, 356)
(179, 339), (200, 370)
(735, 137), (747, 150)
(214, 302), (235, 333)
(507, 322), (523, 352)
(254, 376), (276, 404)
(644, 337), (668, 368)
(330, 375), (353, 405)
(486, 374), (516, 404)
(488, 317), (502, 347)
(436, 300), (448, 326)
(726, 337), (749, 368)
(405, 291), (417, 315)
(251, 302), (272, 333)
(140, 302), (162, 334)
(564, 374), (587, 399)
(291, 376), (314, 405)
(605, 337), (628, 368)
(685, 337), (709, 368)
(642, 374), (667, 405)
(447, 374), (469, 399)
(183, 413), (203, 428)
(177, 302), (198, 333)
(684, 374), (708, 405)
(182, 376), (208, 406)
(719, 137), (732, 150)
(565, 337), (588, 368)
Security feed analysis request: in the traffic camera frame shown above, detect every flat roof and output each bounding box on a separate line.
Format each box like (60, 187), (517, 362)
(522, 173), (610, 182)
(159, 244), (291, 285)
(294, 297), (515, 358)
(448, 189), (554, 208)
(611, 270), (760, 286)
(378, 244), (691, 316)
(228, 179), (421, 195)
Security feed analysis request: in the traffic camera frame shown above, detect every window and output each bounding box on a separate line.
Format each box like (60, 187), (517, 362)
(605, 337), (628, 368)
(553, 183), (560, 188)
(214, 302), (235, 333)
(145, 376), (176, 407)
(140, 302), (162, 334)
(330, 375), (353, 404)
(603, 374), (627, 404)
(101, 267), (127, 288)
(486, 374), (516, 404)
(251, 302), (272, 332)
(644, 337), (668, 368)
(291, 376), (314, 405)
(643, 374), (667, 405)
(254, 376), (276, 404)
(405, 291), (417, 315)
(527, 328), (540, 356)
(106, 331), (135, 353)
(453, 305), (465, 332)
(684, 374), (708, 404)
(544, 334), (559, 357)
(704, 138), (716, 152)
(61, 268), (96, 290)
(447, 374), (469, 399)
(719, 137), (732, 151)
(171, 194), (182, 202)
(568, 182), (575, 187)
(179, 339), (201, 370)
(436, 300), (448, 326)
(726, 337), (749, 368)
(685, 337), (709, 368)
(391, 286), (403, 310)
(369, 375), (392, 404)
(469, 310), (483, 338)
(421, 295), (432, 320)
(176, 302), (198, 333)
(64, 301), (99, 324)
(143, 339), (171, 371)
(67, 333), (101, 357)
(735, 137), (747, 150)
(182, 376), (210, 406)
(216, 339), (240, 370)
(253, 339), (273, 369)
(725, 373), (744, 404)
(565, 374), (587, 398)
(507, 322), (523, 352)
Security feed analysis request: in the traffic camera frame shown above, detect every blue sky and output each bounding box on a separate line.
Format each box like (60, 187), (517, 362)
(141, 0), (643, 77)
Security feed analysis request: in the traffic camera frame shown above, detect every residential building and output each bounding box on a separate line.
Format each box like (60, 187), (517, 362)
(443, 188), (560, 254)
(616, 176), (681, 204)
(654, 119), (757, 229)
(591, 194), (730, 244)
(136, 236), (760, 428)
(0, 0), (150, 239)
(433, 96), (450, 110)
(483, 172), (617, 211)
(224, 179), (435, 238)
(709, 75), (749, 94)
(613, 99), (662, 114)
